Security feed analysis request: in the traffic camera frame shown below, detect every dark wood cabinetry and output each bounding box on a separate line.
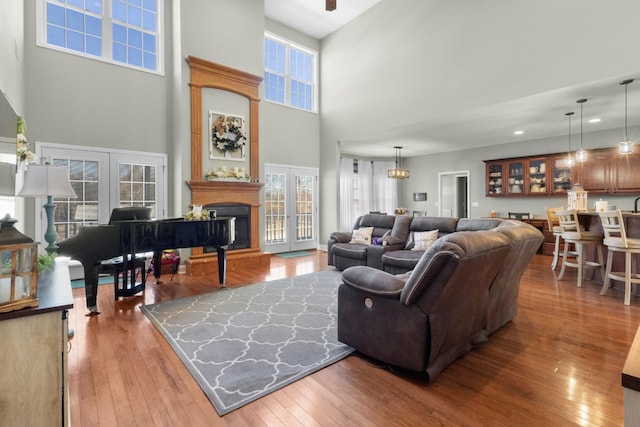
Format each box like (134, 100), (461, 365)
(486, 147), (640, 197)
(612, 151), (640, 193)
(574, 149), (611, 193)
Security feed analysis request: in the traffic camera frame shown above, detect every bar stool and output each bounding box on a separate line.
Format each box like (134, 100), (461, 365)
(556, 209), (605, 287)
(597, 210), (640, 305)
(545, 207), (566, 270)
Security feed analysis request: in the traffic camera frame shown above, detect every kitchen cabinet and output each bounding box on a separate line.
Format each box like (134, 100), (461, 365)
(485, 147), (640, 197)
(486, 161), (504, 196)
(574, 148), (611, 193)
(549, 154), (573, 194)
(485, 157), (549, 196)
(573, 147), (640, 194)
(612, 150), (640, 193)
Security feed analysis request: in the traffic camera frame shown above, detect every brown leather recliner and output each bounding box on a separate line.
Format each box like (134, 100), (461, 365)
(337, 230), (512, 382)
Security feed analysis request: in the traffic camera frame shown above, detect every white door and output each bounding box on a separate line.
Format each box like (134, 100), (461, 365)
(37, 144), (166, 244)
(264, 164), (318, 253)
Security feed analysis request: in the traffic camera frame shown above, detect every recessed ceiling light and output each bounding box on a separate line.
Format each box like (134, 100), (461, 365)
(588, 118), (601, 123)
(513, 130), (524, 135)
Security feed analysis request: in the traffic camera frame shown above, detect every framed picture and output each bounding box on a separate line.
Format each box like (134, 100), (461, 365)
(413, 192), (427, 201)
(209, 111), (246, 161)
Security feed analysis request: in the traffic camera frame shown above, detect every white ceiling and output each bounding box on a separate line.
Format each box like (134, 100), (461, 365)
(264, 1), (640, 158)
(264, 0), (382, 40)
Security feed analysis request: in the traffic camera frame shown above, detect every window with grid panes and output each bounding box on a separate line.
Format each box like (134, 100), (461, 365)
(38, 0), (162, 73)
(264, 33), (317, 112)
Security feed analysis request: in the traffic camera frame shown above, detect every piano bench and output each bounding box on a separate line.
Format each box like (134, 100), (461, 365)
(99, 256), (147, 300)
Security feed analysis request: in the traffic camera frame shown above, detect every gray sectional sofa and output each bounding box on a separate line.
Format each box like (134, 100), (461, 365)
(334, 216), (544, 381)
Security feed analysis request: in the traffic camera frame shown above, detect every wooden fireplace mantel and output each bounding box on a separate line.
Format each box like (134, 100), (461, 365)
(187, 180), (264, 207)
(185, 56), (269, 276)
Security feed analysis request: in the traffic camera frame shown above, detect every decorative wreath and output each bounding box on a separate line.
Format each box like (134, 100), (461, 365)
(212, 115), (247, 153)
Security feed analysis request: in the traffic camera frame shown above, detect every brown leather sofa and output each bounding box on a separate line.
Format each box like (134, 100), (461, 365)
(337, 219), (543, 381)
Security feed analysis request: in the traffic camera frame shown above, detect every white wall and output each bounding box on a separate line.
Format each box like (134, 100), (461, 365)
(0, 0), (25, 119)
(320, 0), (640, 237)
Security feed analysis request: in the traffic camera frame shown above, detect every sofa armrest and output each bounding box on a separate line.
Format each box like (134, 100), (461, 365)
(366, 243), (404, 270)
(342, 266), (405, 299)
(330, 231), (352, 243)
(382, 235), (404, 246)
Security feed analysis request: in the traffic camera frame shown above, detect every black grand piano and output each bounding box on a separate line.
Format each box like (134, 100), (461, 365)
(57, 207), (235, 314)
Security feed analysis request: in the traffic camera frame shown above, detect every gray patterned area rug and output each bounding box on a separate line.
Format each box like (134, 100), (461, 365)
(140, 269), (353, 415)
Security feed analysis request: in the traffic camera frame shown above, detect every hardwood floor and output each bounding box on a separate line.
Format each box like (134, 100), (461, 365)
(67, 251), (639, 426)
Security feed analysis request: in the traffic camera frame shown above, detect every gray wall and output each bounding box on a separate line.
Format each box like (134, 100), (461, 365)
(401, 125), (640, 221)
(10, 1), (321, 249)
(6, 0), (640, 248)
(319, 0), (640, 237)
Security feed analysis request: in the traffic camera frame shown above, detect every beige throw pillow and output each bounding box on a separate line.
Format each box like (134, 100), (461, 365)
(350, 227), (374, 245)
(411, 229), (439, 251)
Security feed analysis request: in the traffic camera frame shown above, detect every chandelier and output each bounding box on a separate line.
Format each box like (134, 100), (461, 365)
(388, 146), (410, 179)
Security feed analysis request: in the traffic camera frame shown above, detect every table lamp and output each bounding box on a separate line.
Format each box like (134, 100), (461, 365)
(18, 164), (77, 254)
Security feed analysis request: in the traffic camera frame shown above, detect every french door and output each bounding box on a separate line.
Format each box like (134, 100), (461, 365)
(264, 164), (318, 253)
(36, 143), (167, 244)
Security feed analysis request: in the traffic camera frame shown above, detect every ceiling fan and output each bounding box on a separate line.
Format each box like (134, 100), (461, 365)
(326, 0), (336, 11)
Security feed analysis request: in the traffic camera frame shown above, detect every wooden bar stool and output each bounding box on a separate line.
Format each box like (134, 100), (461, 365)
(556, 209), (605, 287)
(545, 207), (567, 271)
(598, 210), (640, 305)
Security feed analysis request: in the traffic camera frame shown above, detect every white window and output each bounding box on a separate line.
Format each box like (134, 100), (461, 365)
(36, 0), (163, 74)
(264, 32), (317, 112)
(37, 143), (167, 243)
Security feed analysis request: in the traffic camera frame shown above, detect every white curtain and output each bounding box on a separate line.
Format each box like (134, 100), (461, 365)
(357, 159), (372, 218)
(339, 158), (398, 230)
(339, 157), (355, 230)
(372, 160), (397, 214)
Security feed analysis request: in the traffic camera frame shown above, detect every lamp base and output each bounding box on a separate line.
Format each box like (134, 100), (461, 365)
(43, 196), (58, 255)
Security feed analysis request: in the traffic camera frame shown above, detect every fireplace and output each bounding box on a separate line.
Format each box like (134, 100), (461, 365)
(203, 204), (250, 251)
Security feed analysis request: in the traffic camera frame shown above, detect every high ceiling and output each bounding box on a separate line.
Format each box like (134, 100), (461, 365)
(264, 0), (640, 158)
(264, 0), (382, 40)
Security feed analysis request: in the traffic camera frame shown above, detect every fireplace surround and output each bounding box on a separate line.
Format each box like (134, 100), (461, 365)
(185, 56), (269, 277)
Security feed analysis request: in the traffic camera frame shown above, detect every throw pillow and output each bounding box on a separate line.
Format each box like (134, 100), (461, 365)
(411, 229), (439, 251)
(350, 227), (374, 245)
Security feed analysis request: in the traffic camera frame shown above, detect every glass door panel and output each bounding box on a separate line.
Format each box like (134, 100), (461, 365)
(506, 161), (524, 195)
(551, 155), (573, 194)
(527, 158), (547, 194)
(265, 165), (318, 253)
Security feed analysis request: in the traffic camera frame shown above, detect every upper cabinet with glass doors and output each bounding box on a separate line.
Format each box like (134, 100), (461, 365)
(486, 147), (640, 197)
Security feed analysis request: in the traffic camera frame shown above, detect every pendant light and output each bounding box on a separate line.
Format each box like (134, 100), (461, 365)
(575, 99), (588, 162)
(619, 79), (634, 155)
(565, 112), (576, 167)
(387, 146), (410, 179)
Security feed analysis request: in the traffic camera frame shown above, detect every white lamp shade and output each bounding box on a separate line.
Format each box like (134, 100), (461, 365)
(17, 164), (77, 198)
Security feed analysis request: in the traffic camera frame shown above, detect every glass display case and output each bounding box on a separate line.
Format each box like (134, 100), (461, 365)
(527, 158), (547, 194)
(486, 162), (504, 196)
(551, 155), (572, 194)
(506, 160), (525, 195)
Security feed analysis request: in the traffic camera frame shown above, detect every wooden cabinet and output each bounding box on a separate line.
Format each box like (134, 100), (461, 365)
(486, 161), (505, 196)
(549, 154), (573, 194)
(486, 157), (550, 196)
(574, 148), (612, 193)
(573, 147), (640, 194)
(486, 147), (640, 197)
(613, 150), (640, 193)
(0, 260), (72, 426)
